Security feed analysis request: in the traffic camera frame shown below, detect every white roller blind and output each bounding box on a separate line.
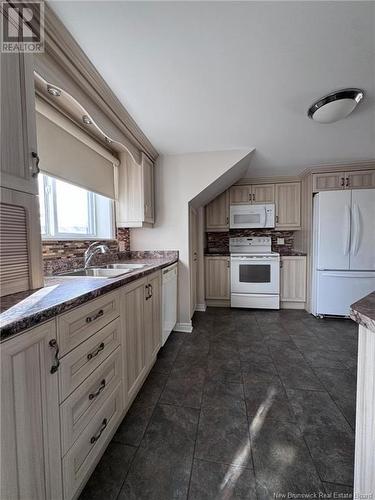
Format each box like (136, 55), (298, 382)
(35, 98), (119, 199)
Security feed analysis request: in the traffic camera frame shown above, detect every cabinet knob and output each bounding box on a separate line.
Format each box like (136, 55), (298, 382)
(341, 177), (345, 187)
(345, 177), (350, 187)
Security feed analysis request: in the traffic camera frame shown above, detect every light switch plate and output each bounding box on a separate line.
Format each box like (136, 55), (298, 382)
(277, 238), (285, 245)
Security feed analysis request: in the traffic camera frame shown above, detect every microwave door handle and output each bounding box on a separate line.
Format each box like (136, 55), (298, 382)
(262, 206), (267, 227)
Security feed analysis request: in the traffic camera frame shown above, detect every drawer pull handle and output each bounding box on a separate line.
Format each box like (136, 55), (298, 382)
(90, 418), (107, 444)
(86, 309), (104, 323)
(89, 379), (106, 400)
(87, 342), (105, 360)
(49, 339), (60, 374)
(145, 284), (151, 300)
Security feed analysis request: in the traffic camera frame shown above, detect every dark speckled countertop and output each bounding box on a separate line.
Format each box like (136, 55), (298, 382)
(0, 255), (178, 341)
(350, 292), (375, 333)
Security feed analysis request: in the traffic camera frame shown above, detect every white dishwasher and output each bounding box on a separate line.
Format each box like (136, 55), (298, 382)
(162, 263), (178, 345)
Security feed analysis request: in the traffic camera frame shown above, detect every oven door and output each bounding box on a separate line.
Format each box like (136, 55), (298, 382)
(230, 205), (267, 229)
(231, 256), (280, 294)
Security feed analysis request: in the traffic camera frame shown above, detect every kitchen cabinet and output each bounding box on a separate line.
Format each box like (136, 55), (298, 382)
(1, 321), (63, 500)
(275, 182), (301, 229)
(0, 53), (39, 195)
(122, 271), (162, 404)
(145, 271), (162, 364)
(205, 190), (229, 231)
(280, 256), (306, 307)
(229, 184), (275, 205)
(0, 187), (44, 296)
(205, 256), (230, 303)
(251, 184), (275, 204)
(122, 277), (148, 403)
(345, 170), (375, 189)
(117, 151), (155, 227)
(312, 170), (375, 192)
(229, 185), (251, 204)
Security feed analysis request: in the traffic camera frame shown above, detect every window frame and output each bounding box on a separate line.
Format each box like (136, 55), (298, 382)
(39, 174), (115, 241)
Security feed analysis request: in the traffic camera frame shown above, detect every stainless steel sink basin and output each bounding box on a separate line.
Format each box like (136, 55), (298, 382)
(60, 268), (132, 278)
(102, 263), (147, 270)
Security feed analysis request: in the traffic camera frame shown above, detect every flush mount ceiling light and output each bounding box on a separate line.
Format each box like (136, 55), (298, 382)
(307, 88), (364, 123)
(82, 115), (92, 125)
(47, 85), (61, 97)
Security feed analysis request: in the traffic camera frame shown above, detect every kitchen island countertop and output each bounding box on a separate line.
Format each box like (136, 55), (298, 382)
(350, 291), (375, 333)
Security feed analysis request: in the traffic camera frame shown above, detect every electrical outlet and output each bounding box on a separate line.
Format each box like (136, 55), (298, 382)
(277, 238), (285, 245)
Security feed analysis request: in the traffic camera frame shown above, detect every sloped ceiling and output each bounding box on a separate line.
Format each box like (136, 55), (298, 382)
(49, 1), (375, 176)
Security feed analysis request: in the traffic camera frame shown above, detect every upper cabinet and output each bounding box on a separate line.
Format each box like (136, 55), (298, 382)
(207, 181), (301, 231)
(117, 152), (155, 228)
(0, 53), (38, 195)
(229, 185), (251, 204)
(275, 182), (301, 229)
(251, 184), (275, 204)
(229, 183), (275, 205)
(206, 190), (229, 231)
(312, 170), (375, 192)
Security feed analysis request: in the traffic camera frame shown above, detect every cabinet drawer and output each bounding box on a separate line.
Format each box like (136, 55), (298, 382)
(60, 347), (122, 455)
(62, 383), (123, 500)
(59, 318), (121, 402)
(58, 291), (120, 356)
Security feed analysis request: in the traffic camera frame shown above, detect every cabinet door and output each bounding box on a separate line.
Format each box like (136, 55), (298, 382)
(0, 187), (43, 296)
(145, 272), (162, 364)
(0, 52), (38, 194)
(122, 278), (148, 403)
(275, 182), (301, 229)
(280, 257), (306, 302)
(1, 321), (62, 500)
(252, 184), (275, 204)
(345, 170), (375, 190)
(312, 172), (345, 192)
(205, 256), (230, 300)
(229, 185), (251, 204)
(142, 154), (154, 224)
(205, 190), (229, 231)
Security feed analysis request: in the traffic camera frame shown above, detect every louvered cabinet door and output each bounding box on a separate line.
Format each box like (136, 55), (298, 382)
(0, 187), (43, 296)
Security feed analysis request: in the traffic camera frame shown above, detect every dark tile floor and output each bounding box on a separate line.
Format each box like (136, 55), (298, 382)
(79, 308), (358, 500)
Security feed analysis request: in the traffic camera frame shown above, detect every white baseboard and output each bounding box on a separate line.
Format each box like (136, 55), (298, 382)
(173, 322), (193, 333)
(195, 303), (207, 312)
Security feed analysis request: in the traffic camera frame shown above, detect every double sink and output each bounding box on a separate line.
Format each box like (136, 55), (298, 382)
(61, 263), (147, 279)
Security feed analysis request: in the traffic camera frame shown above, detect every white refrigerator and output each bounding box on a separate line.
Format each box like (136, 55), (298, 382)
(312, 189), (375, 317)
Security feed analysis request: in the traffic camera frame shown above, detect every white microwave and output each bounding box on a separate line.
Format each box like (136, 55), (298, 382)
(229, 204), (275, 229)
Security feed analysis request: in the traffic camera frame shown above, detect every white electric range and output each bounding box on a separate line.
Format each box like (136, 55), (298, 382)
(230, 237), (280, 309)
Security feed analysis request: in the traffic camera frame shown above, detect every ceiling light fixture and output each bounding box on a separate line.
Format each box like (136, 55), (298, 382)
(307, 88), (364, 123)
(47, 85), (61, 97)
(82, 115), (92, 125)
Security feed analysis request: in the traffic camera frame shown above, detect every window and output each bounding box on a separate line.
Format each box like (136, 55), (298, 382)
(38, 174), (114, 240)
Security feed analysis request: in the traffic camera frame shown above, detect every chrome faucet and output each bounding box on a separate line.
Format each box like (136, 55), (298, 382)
(84, 242), (111, 268)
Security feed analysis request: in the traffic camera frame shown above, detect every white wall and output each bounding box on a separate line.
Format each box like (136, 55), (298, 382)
(131, 149), (253, 329)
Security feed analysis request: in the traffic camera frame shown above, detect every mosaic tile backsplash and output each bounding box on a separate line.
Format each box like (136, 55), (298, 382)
(206, 229), (295, 255)
(42, 228), (130, 275)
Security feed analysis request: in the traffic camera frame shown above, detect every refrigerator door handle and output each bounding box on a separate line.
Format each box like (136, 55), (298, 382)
(343, 204), (351, 256)
(351, 203), (360, 256)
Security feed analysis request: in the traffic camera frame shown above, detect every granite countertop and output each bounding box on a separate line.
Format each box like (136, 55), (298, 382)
(205, 250), (307, 257)
(0, 255), (178, 341)
(350, 292), (375, 333)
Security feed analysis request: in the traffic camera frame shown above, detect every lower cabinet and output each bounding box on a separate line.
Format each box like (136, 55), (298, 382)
(280, 256), (306, 308)
(205, 256), (230, 306)
(1, 270), (164, 500)
(1, 321), (62, 500)
(123, 271), (161, 406)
